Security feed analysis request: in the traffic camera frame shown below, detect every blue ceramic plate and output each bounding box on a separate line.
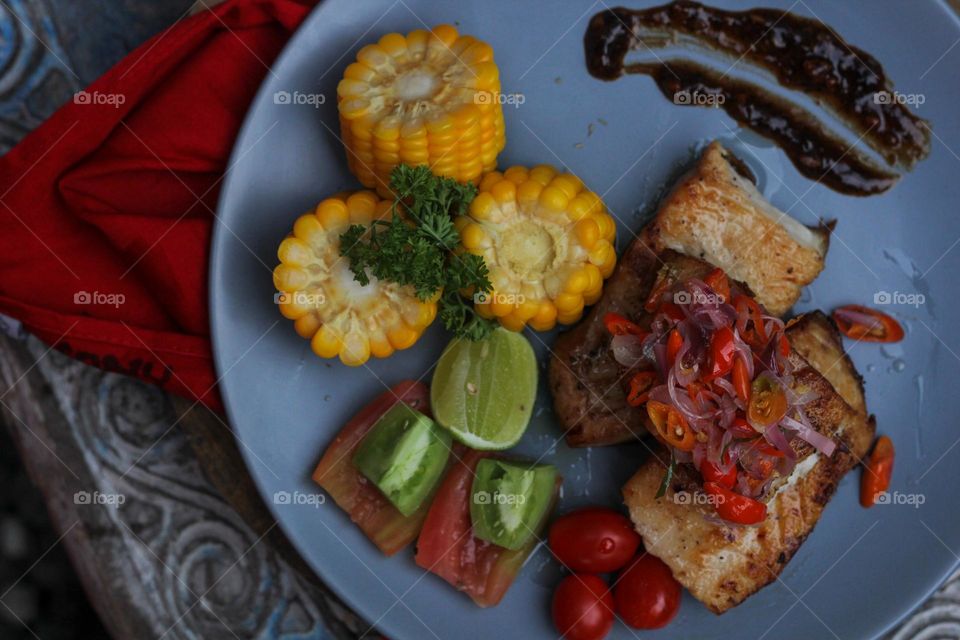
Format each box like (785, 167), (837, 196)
(211, 1), (960, 637)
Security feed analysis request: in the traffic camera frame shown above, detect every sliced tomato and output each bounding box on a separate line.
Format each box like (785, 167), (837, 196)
(832, 305), (904, 343)
(312, 381), (433, 556)
(415, 450), (561, 607)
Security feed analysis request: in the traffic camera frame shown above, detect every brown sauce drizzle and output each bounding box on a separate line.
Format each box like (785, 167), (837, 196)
(584, 1), (931, 196)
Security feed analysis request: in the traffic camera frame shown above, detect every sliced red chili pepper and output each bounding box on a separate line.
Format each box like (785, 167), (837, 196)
(728, 416), (756, 439)
(647, 400), (696, 451)
(657, 302), (685, 322)
(644, 275), (673, 313)
(704, 482), (767, 525)
(700, 457), (737, 489)
(732, 356), (750, 404)
(604, 312), (646, 337)
(734, 294), (768, 348)
(626, 371), (657, 407)
(778, 333), (791, 357)
(860, 435), (895, 507)
(704, 326), (736, 382)
(833, 305), (905, 343)
(703, 268), (730, 303)
(666, 329), (682, 369)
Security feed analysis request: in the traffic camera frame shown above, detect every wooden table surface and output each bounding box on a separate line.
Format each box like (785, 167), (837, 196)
(0, 1), (958, 639)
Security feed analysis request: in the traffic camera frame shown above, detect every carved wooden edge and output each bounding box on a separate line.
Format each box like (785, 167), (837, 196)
(0, 334), (150, 639)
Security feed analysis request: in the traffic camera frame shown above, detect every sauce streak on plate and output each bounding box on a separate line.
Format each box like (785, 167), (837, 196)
(584, 1), (931, 196)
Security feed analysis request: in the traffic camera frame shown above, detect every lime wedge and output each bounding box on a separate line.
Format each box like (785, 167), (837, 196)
(431, 328), (537, 450)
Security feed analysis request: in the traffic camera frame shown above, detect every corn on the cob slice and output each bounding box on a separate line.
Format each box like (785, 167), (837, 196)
(273, 191), (437, 366)
(337, 25), (506, 197)
(456, 165), (617, 332)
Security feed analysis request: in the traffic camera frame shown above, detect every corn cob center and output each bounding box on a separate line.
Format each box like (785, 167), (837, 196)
(495, 219), (564, 280)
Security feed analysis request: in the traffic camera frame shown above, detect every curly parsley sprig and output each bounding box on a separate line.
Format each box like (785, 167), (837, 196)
(339, 165), (497, 340)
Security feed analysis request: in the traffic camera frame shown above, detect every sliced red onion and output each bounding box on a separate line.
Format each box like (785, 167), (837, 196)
(763, 424), (795, 459)
(611, 334), (646, 368)
(781, 414), (837, 457)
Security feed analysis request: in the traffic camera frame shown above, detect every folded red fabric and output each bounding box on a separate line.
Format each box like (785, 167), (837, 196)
(0, 0), (318, 412)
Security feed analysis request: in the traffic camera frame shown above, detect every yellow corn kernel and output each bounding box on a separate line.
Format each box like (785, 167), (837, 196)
(564, 268), (590, 294)
(469, 192), (497, 220)
(369, 332), (395, 359)
(517, 180), (543, 206)
(529, 165), (557, 186)
(529, 301), (558, 332)
(475, 301), (494, 319)
(557, 309), (583, 325)
(499, 313), (526, 332)
(460, 223), (488, 250)
(340, 332), (370, 366)
(311, 325), (342, 359)
(551, 175), (583, 199)
(595, 213), (616, 242)
(273, 265), (308, 292)
(575, 218), (600, 249)
(388, 324), (418, 350)
(490, 179), (516, 204)
(277, 237), (311, 267)
(503, 166), (529, 184)
(554, 292), (583, 314)
(479, 171), (503, 192)
(316, 199), (350, 230)
(538, 186), (569, 212)
(294, 314), (321, 339)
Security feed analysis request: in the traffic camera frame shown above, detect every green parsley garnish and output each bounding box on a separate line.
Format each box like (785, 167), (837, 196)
(339, 165), (497, 341)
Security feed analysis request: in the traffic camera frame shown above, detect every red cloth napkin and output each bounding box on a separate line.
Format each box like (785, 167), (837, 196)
(0, 0), (318, 412)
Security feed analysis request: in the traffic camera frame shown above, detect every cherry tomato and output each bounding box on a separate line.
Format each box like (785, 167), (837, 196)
(614, 553), (681, 629)
(647, 400), (695, 451)
(861, 435), (895, 507)
(705, 326), (736, 381)
(731, 356), (750, 404)
(703, 267), (730, 303)
(604, 312), (646, 337)
(549, 508), (641, 573)
(832, 305), (904, 343)
(626, 371), (657, 407)
(552, 574), (614, 640)
(704, 481), (767, 525)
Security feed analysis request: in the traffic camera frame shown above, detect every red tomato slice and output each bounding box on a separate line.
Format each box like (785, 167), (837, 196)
(416, 449), (561, 607)
(312, 380), (432, 556)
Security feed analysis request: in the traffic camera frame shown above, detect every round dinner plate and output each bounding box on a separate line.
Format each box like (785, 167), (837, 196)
(210, 1), (960, 637)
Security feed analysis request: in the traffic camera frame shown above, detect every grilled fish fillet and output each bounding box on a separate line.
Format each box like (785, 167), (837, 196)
(622, 315), (874, 613)
(549, 141), (829, 448)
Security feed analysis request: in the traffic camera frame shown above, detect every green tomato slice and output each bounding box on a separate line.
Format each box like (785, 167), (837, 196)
(470, 459), (558, 550)
(353, 402), (452, 516)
